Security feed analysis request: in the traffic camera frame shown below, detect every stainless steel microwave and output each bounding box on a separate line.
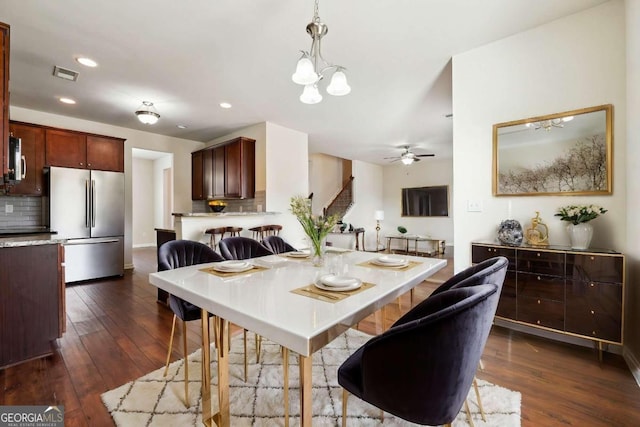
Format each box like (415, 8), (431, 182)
(7, 135), (22, 182)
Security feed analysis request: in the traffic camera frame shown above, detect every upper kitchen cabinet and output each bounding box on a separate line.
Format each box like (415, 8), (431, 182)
(86, 135), (124, 172)
(1, 23), (9, 180)
(224, 137), (255, 199)
(45, 128), (124, 172)
(192, 137), (255, 200)
(9, 122), (45, 195)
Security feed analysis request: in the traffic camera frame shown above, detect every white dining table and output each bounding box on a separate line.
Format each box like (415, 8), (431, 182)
(149, 250), (447, 427)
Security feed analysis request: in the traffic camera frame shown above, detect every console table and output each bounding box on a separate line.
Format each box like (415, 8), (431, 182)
(386, 234), (445, 256)
(471, 241), (624, 357)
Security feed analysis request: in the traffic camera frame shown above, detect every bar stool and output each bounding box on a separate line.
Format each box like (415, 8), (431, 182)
(225, 226), (243, 237)
(249, 224), (282, 240)
(204, 226), (228, 249)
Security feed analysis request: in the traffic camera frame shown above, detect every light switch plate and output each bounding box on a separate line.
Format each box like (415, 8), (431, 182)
(467, 200), (482, 212)
(5, 204), (13, 213)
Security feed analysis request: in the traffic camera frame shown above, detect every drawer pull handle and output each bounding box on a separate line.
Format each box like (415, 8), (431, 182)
(537, 320), (541, 325)
(590, 283), (595, 287)
(537, 299), (541, 304)
(537, 276), (541, 281)
(537, 253), (541, 257)
(591, 310), (595, 315)
(590, 256), (595, 260)
(592, 331), (597, 336)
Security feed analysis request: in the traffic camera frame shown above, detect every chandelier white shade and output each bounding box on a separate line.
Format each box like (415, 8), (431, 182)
(292, 0), (350, 104)
(135, 101), (160, 125)
(526, 116), (573, 131)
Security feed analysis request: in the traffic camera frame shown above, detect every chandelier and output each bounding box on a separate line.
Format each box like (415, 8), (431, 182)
(291, 0), (351, 104)
(135, 101), (160, 125)
(526, 116), (573, 131)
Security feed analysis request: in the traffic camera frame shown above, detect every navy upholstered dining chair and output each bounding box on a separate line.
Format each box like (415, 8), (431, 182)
(261, 235), (296, 254)
(158, 239), (224, 406)
(338, 277), (504, 425)
(218, 236), (273, 260)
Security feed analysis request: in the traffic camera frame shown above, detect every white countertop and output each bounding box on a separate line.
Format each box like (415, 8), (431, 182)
(173, 211), (280, 217)
(149, 251), (446, 356)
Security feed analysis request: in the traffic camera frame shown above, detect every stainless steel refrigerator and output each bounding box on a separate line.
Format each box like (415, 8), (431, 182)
(44, 166), (124, 283)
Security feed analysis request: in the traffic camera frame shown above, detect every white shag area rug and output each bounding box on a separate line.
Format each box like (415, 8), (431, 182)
(102, 329), (520, 426)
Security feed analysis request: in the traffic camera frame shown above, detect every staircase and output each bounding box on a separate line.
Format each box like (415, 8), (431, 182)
(324, 176), (354, 220)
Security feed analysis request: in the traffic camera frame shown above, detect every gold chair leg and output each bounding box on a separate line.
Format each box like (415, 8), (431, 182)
(342, 389), (348, 427)
(283, 347), (289, 427)
(256, 334), (262, 363)
(182, 321), (189, 406)
(163, 314), (177, 377)
(243, 329), (248, 382)
(473, 377), (486, 422)
(464, 399), (475, 427)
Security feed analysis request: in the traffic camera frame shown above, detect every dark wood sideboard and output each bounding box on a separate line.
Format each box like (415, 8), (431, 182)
(471, 241), (624, 357)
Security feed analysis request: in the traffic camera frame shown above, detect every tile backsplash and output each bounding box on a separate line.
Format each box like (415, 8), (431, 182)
(0, 196), (43, 228)
(192, 191), (266, 214)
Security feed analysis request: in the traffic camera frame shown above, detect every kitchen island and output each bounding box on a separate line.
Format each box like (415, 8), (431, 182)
(173, 211), (282, 243)
(0, 234), (66, 369)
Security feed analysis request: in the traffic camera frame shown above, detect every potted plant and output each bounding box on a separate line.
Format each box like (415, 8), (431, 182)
(554, 204), (607, 249)
(290, 196), (339, 266)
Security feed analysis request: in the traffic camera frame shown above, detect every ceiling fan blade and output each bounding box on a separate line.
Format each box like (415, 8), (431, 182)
(414, 158), (421, 162)
(415, 154), (435, 157)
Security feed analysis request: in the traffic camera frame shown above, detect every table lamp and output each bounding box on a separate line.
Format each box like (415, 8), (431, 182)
(374, 210), (384, 251)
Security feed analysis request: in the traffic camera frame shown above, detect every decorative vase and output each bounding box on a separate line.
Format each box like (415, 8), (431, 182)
(567, 222), (593, 250)
(497, 220), (523, 246)
(308, 236), (326, 267)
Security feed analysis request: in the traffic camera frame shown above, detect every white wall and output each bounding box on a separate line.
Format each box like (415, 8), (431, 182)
(381, 157), (454, 251)
(153, 154), (173, 230)
(452, 1), (626, 271)
(264, 122), (309, 248)
(132, 157), (155, 247)
(625, 0), (640, 373)
(309, 153), (343, 215)
(346, 160), (384, 251)
(9, 106), (204, 268)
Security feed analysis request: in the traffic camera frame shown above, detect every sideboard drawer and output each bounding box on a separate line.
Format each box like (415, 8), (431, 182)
(471, 244), (516, 271)
(566, 253), (623, 284)
(516, 249), (565, 276)
(518, 296), (564, 330)
(496, 271), (517, 319)
(518, 272), (564, 301)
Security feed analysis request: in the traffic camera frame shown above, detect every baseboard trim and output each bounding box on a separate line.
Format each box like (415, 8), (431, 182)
(124, 263), (134, 270)
(132, 243), (156, 248)
(623, 347), (640, 388)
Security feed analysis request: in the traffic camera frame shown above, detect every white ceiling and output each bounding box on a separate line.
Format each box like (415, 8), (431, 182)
(2, 0), (607, 164)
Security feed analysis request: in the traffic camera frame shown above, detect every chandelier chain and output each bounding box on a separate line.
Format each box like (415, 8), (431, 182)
(313, 0), (320, 22)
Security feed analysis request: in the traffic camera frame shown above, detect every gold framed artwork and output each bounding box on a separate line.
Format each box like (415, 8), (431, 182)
(492, 104), (613, 196)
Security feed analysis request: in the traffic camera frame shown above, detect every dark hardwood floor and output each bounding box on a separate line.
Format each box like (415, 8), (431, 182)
(1, 247), (639, 426)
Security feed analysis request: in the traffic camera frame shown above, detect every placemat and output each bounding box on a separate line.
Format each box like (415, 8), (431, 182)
(291, 282), (375, 303)
(356, 260), (422, 271)
(199, 264), (269, 278)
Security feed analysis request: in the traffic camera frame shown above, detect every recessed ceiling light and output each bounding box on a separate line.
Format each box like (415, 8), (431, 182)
(177, 124), (188, 129)
(76, 57), (98, 67)
(59, 97), (76, 104)
(219, 102), (232, 109)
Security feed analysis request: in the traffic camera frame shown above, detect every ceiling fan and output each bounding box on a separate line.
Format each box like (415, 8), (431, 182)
(384, 146), (435, 165)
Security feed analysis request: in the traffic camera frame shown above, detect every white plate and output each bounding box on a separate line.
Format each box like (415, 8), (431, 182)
(320, 274), (361, 288)
(286, 251), (310, 258)
(370, 256), (409, 267)
(212, 260), (253, 273)
(314, 279), (362, 292)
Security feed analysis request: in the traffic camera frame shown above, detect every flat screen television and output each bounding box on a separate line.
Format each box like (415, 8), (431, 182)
(401, 185), (449, 217)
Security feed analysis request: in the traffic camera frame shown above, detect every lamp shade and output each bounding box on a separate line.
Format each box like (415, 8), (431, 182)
(135, 101), (160, 125)
(374, 210), (385, 221)
(326, 70), (351, 96)
(292, 56), (318, 85)
(300, 84), (322, 104)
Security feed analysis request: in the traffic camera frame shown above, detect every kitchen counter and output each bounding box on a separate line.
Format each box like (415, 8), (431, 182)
(0, 233), (66, 248)
(172, 211), (280, 217)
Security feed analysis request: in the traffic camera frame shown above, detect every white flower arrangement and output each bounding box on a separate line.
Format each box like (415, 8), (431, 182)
(554, 204), (607, 225)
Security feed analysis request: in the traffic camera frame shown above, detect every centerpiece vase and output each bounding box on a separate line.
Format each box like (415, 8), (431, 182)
(308, 236), (326, 267)
(567, 222), (593, 250)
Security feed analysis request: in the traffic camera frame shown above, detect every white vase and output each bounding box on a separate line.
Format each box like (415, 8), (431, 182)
(567, 223), (593, 250)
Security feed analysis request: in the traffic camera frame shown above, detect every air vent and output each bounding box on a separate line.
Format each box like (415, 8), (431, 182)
(52, 66), (79, 82)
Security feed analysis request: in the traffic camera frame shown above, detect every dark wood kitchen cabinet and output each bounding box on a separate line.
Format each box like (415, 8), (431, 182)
(0, 243), (64, 369)
(192, 136), (255, 200)
(45, 128), (125, 172)
(471, 242), (625, 352)
(8, 122), (45, 195)
(1, 22), (9, 181)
